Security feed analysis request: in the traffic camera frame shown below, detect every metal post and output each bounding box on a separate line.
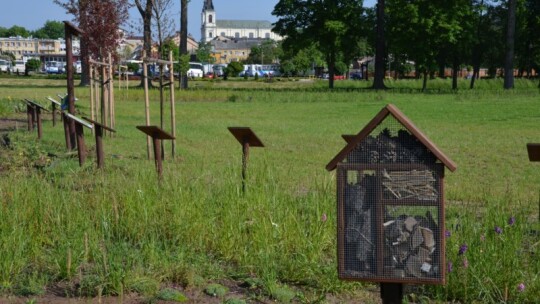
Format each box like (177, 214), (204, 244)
(95, 125), (104, 169)
(380, 283), (403, 304)
(27, 105), (34, 131)
(36, 107), (43, 140)
(242, 139), (250, 193)
(52, 103), (57, 127)
(153, 137), (162, 180)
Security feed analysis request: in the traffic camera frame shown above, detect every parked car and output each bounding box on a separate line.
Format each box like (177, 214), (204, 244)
(187, 62), (204, 78)
(12, 60), (26, 74)
(45, 61), (60, 74)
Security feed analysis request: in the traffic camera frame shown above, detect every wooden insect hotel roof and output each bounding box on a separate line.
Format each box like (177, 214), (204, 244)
(326, 104), (457, 172)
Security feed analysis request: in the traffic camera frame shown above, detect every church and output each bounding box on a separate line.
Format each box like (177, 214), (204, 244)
(200, 0), (282, 42)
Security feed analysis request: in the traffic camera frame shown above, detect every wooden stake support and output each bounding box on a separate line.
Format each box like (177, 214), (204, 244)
(64, 113), (93, 166)
(83, 117), (116, 169)
(228, 127), (264, 193)
(24, 99), (49, 140)
(46, 97), (62, 127)
(136, 126), (175, 180)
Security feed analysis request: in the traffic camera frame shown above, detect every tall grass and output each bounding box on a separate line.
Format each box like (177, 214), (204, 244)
(0, 77), (539, 302)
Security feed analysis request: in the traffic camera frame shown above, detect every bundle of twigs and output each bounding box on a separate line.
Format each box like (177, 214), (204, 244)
(382, 170), (437, 200)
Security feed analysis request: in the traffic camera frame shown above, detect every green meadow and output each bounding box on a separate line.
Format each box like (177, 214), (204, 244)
(0, 77), (539, 303)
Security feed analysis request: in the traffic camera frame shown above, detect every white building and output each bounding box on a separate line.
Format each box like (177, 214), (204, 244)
(200, 0), (281, 42)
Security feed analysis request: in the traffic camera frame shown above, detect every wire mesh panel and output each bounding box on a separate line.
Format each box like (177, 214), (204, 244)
(336, 114), (445, 284)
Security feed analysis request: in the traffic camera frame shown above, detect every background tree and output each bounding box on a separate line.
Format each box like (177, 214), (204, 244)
(196, 41), (215, 72)
(5, 25), (30, 38)
(372, 0), (387, 89)
(503, 0), (517, 89)
(224, 61), (243, 80)
(32, 21), (65, 39)
(245, 40), (280, 65)
(134, 0), (154, 58)
(273, 0), (365, 89)
(55, 0), (130, 85)
(179, 0), (189, 89)
(152, 0), (176, 59)
(24, 58), (41, 76)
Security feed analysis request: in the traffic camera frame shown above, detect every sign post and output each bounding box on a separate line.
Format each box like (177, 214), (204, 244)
(228, 127), (264, 193)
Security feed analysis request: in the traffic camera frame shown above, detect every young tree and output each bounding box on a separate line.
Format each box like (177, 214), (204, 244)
(55, 0), (130, 85)
(273, 0), (365, 89)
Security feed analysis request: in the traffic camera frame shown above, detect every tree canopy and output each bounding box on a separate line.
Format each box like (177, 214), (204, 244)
(273, 0), (365, 88)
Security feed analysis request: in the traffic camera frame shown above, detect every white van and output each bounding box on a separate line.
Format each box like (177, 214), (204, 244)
(0, 59), (11, 72)
(13, 60), (25, 73)
(187, 62), (203, 78)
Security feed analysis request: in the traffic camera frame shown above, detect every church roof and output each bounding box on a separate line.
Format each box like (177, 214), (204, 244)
(217, 20), (273, 29)
(210, 37), (267, 51)
(203, 0), (214, 10)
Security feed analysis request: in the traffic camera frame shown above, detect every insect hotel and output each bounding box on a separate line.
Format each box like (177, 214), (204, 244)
(326, 104), (456, 285)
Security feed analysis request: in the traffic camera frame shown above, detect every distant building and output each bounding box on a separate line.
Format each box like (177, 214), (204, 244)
(0, 36), (78, 60)
(200, 0), (281, 43)
(209, 36), (269, 64)
(169, 32), (199, 54)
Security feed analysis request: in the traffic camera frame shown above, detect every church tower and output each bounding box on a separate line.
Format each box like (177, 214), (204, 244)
(201, 0), (216, 42)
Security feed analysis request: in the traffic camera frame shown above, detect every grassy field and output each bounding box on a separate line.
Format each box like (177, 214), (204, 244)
(0, 76), (539, 303)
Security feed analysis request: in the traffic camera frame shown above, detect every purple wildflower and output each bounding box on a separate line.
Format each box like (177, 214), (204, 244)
(447, 261), (453, 273)
(321, 213), (328, 222)
(462, 258), (469, 268)
(445, 230), (451, 238)
(480, 234), (485, 241)
(517, 283), (525, 292)
(495, 226), (503, 234)
(458, 244), (468, 255)
(508, 217), (516, 226)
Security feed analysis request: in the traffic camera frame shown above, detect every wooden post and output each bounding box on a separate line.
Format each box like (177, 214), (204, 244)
(143, 51), (151, 160)
(109, 53), (115, 132)
(101, 63), (108, 130)
(169, 51), (176, 158)
(89, 64), (95, 131)
(52, 103), (57, 127)
(63, 113), (71, 150)
(64, 22), (80, 150)
(75, 122), (86, 166)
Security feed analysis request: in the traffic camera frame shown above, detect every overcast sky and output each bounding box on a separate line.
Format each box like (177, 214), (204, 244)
(1, 0), (376, 41)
